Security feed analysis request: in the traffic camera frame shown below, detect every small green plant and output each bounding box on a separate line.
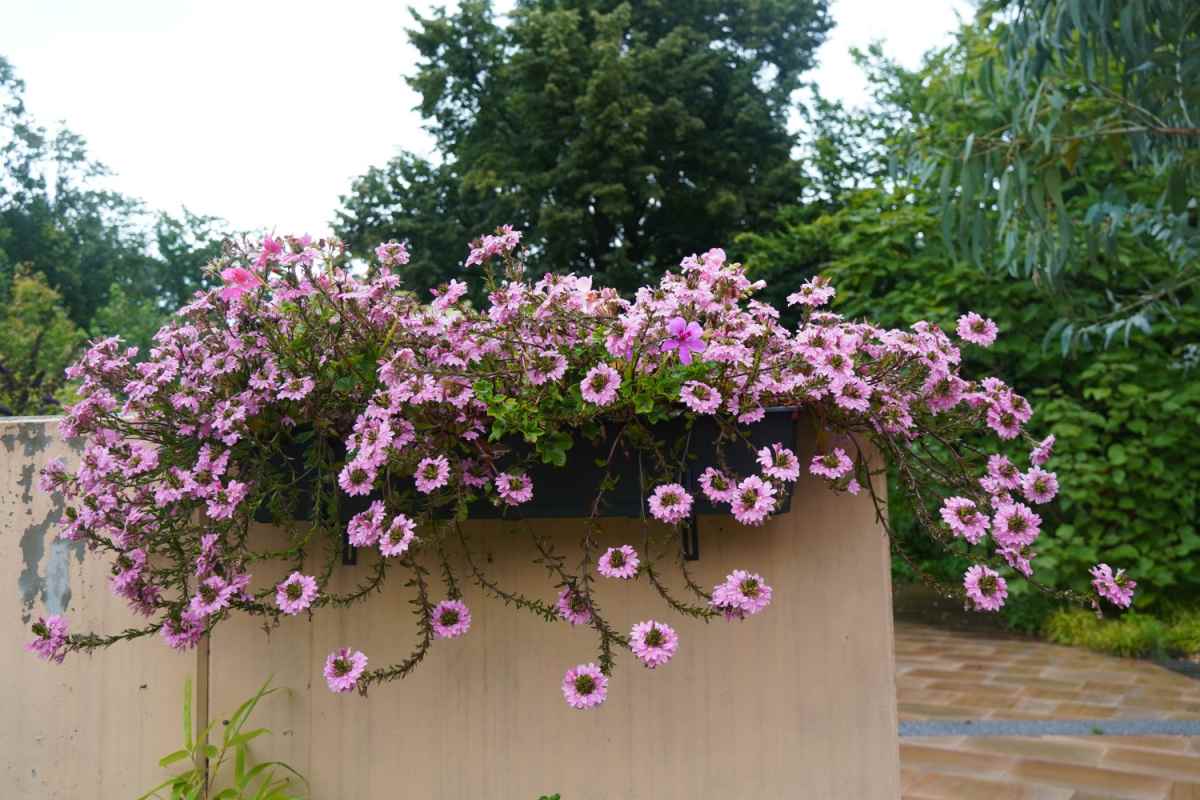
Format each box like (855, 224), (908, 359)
(1043, 607), (1200, 659)
(537, 795), (561, 799)
(139, 676), (307, 800)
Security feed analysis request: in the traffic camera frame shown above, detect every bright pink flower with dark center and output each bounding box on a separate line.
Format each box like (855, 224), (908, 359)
(710, 569), (773, 620)
(648, 483), (693, 524)
(597, 545), (639, 579)
(957, 312), (998, 347)
(1090, 563), (1136, 608)
(660, 317), (706, 365)
(964, 564), (1007, 611)
(324, 647), (367, 693)
(562, 663), (608, 709)
(275, 572), (318, 615)
(26, 615), (69, 663)
(555, 587), (592, 625)
(630, 620), (679, 669)
(431, 599), (472, 639)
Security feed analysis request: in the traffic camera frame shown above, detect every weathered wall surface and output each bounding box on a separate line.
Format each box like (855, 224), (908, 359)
(0, 418), (195, 799)
(2, 418), (900, 799)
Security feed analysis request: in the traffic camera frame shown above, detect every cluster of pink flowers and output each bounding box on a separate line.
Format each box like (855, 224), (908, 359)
(30, 229), (1132, 705)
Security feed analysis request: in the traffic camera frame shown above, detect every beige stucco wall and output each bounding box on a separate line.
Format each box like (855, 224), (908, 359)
(3, 417), (900, 799)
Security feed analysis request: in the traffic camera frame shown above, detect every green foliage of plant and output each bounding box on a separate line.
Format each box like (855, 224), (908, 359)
(0, 267), (84, 415)
(1044, 606), (1200, 659)
(335, 0), (833, 295)
(139, 677), (307, 800)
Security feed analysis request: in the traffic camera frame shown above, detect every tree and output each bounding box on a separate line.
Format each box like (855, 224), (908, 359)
(909, 1), (1200, 347)
(0, 267), (83, 415)
(335, 0), (832, 293)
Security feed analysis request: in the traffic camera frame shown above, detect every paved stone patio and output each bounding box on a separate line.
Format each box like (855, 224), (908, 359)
(896, 623), (1200, 799)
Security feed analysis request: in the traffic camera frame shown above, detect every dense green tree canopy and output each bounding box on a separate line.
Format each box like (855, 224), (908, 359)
(336, 0), (832, 295)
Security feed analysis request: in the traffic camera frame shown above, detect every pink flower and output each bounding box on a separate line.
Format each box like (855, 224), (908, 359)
(630, 620), (679, 669)
(660, 317), (707, 365)
(338, 460), (376, 496)
(347, 501), (386, 548)
(161, 610), (205, 651)
(580, 364), (621, 406)
(431, 599), (472, 639)
(218, 267), (263, 302)
(940, 497), (989, 544)
(809, 448), (853, 480)
(731, 475), (776, 526)
(555, 587), (592, 625)
(680, 381), (721, 414)
(465, 224), (522, 267)
(375, 240), (411, 267)
(1030, 434), (1056, 466)
(1021, 467), (1058, 504)
(26, 615), (68, 663)
(380, 514), (416, 557)
(786, 275), (836, 308)
(992, 502), (1042, 548)
(698, 467), (737, 504)
(495, 472), (534, 506)
(964, 564), (1008, 611)
(1090, 564), (1136, 608)
(957, 312), (998, 347)
(415, 456), (451, 494)
(324, 647), (367, 693)
(275, 572), (318, 615)
(597, 545), (639, 579)
(757, 443), (800, 482)
(710, 570), (773, 620)
(189, 575), (235, 617)
(999, 545), (1035, 577)
(647, 483), (693, 524)
(561, 663), (608, 709)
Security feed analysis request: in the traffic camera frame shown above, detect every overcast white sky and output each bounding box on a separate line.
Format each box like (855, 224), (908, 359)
(2, 0), (972, 237)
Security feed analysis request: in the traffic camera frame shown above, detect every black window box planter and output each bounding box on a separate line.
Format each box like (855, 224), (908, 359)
(253, 407), (800, 527)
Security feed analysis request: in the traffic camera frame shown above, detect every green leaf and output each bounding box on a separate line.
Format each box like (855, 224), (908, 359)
(1107, 444), (1127, 465)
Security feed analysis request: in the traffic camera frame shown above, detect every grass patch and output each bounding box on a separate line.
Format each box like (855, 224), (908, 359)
(1043, 607), (1200, 659)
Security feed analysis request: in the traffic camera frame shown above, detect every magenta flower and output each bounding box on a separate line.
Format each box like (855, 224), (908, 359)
(647, 483), (693, 525)
(431, 599), (472, 639)
(659, 317), (706, 365)
(757, 443), (800, 482)
(347, 501), (386, 548)
(580, 364), (621, 406)
(680, 380), (721, 414)
(597, 544), (639, 579)
(786, 275), (836, 308)
(338, 459), (376, 497)
(698, 467), (737, 504)
(957, 312), (999, 347)
(555, 587), (592, 626)
(940, 496), (989, 544)
(276, 572), (318, 616)
(26, 615), (69, 663)
(1030, 434), (1056, 466)
(731, 475), (776, 526)
(1021, 467), (1059, 505)
(1090, 564), (1136, 608)
(414, 455), (451, 494)
(495, 472), (534, 506)
(374, 240), (411, 267)
(324, 647), (368, 693)
(964, 564), (1008, 611)
(809, 448), (853, 481)
(218, 267), (263, 303)
(160, 610), (205, 651)
(711, 570), (773, 620)
(999, 545), (1035, 577)
(189, 575), (236, 617)
(992, 502), (1042, 548)
(561, 663), (608, 709)
(380, 514), (416, 558)
(630, 620), (679, 669)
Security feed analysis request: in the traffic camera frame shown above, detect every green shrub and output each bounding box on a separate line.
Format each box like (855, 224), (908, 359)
(1043, 607), (1200, 659)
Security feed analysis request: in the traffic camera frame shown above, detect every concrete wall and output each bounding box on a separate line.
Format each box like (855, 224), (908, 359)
(2, 417), (900, 799)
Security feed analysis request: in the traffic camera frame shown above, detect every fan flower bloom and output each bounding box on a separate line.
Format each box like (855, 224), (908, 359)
(161, 610), (205, 651)
(495, 472), (534, 506)
(786, 275), (835, 307)
(963, 564), (1008, 611)
(414, 456), (451, 494)
(324, 647), (368, 693)
(347, 501), (386, 548)
(556, 587), (592, 625)
(580, 364), (621, 406)
(757, 443), (800, 482)
(711, 570), (773, 620)
(375, 240), (411, 267)
(1030, 434), (1056, 466)
(992, 502), (1042, 548)
(940, 496), (989, 544)
(957, 312), (998, 347)
(338, 460), (376, 497)
(26, 615), (69, 663)
(275, 572), (318, 615)
(431, 599), (472, 639)
(1090, 564), (1136, 608)
(680, 381), (721, 414)
(648, 483), (693, 524)
(660, 317), (707, 365)
(218, 267), (263, 302)
(809, 448), (853, 480)
(189, 575), (236, 617)
(698, 467), (737, 504)
(379, 514), (416, 557)
(1021, 467), (1059, 504)
(731, 475), (775, 526)
(597, 545), (639, 579)
(562, 663), (608, 709)
(630, 620), (679, 669)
